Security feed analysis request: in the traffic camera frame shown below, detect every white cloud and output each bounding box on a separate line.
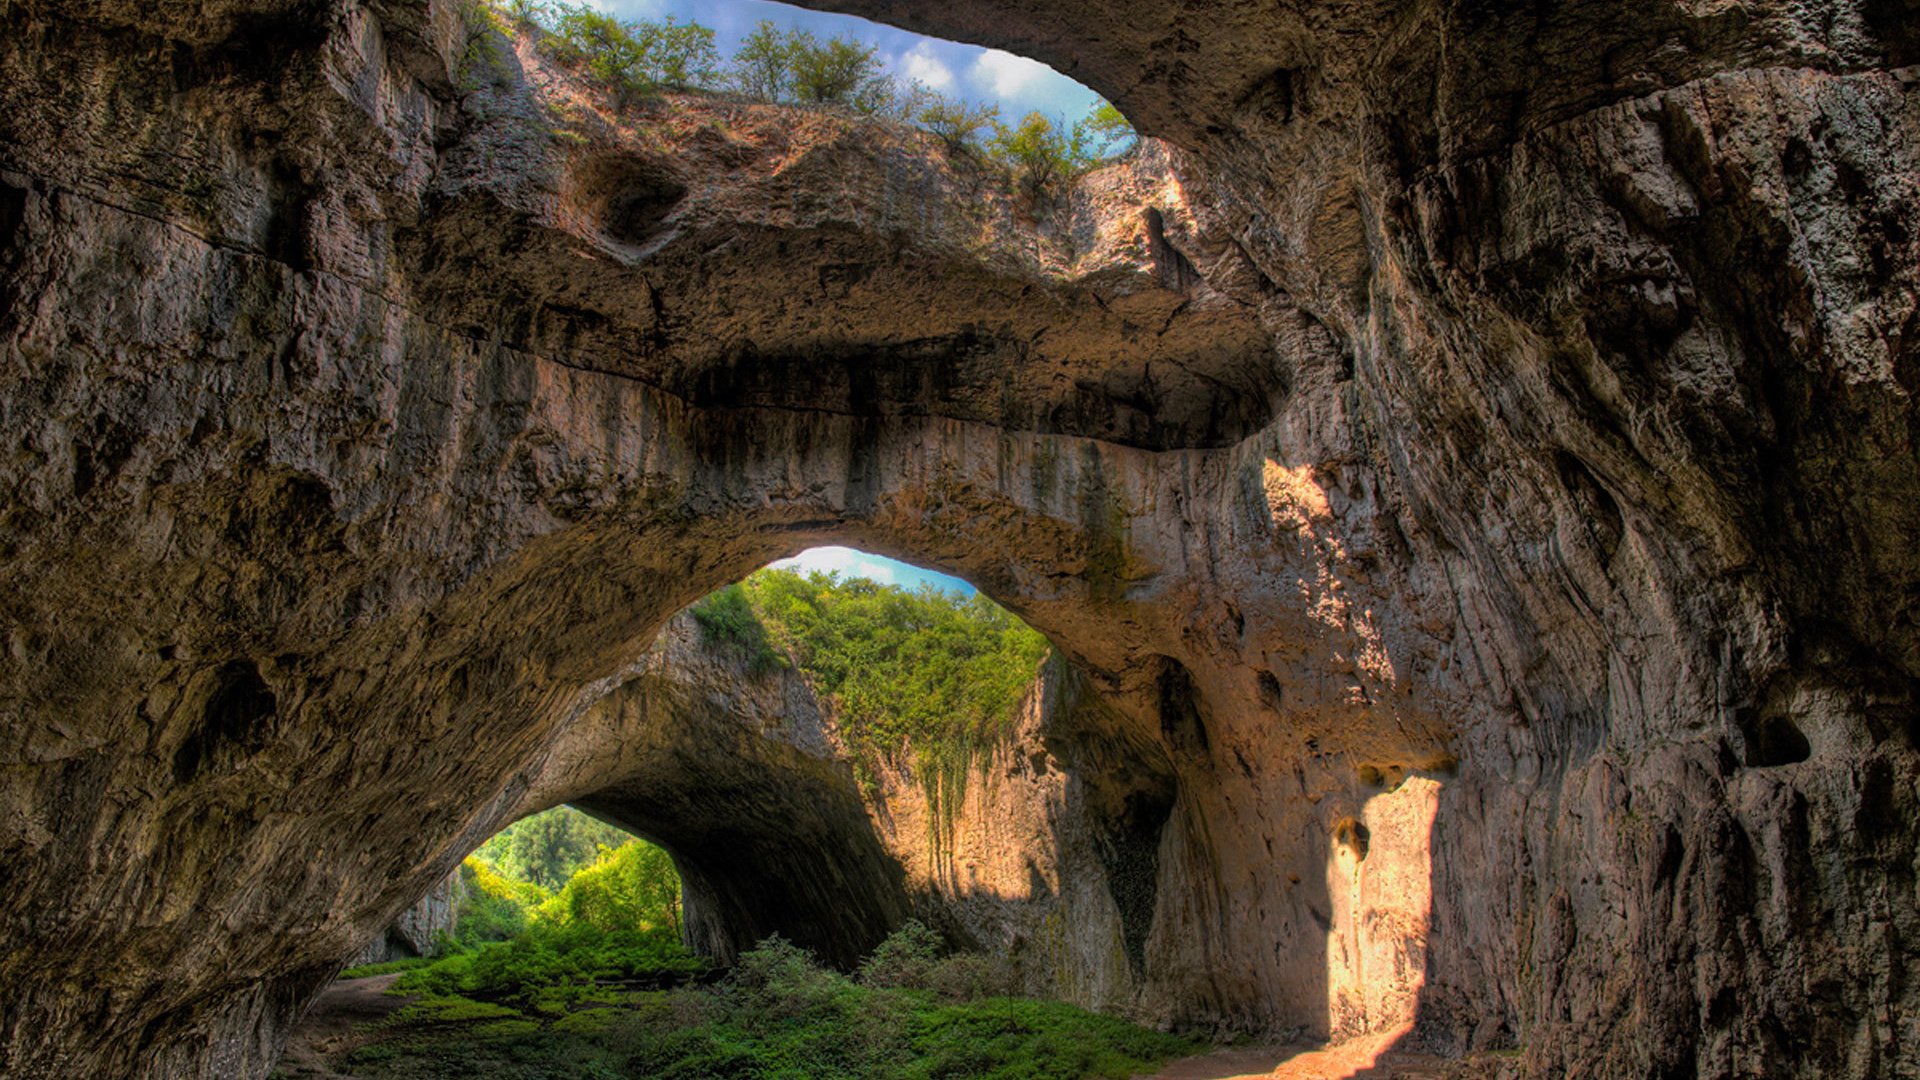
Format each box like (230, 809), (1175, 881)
(898, 41), (956, 92)
(969, 49), (1054, 101)
(770, 546), (900, 585)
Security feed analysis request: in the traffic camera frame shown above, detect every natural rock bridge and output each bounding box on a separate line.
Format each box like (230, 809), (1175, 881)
(0, 0), (1915, 1077)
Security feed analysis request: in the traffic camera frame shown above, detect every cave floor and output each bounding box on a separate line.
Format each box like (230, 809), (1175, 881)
(278, 974), (1451, 1080)
(1136, 1024), (1447, 1079)
(275, 975), (409, 1080)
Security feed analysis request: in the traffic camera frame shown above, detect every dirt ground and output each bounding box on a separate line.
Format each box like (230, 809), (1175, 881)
(1134, 1024), (1447, 1080)
(274, 975), (410, 1079)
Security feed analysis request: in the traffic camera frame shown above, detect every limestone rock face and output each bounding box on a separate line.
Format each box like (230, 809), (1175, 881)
(346, 869), (462, 968)
(0, 0), (1916, 1077)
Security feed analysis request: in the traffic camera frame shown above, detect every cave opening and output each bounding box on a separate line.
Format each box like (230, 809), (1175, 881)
(300, 546), (1252, 1076)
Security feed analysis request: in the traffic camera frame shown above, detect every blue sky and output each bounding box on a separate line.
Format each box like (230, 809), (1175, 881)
(583, 0), (1105, 123)
(771, 546), (976, 596)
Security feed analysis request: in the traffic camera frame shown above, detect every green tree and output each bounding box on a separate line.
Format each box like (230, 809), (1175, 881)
(729, 20), (799, 100)
(918, 96), (1000, 152)
(546, 5), (718, 100)
(638, 15), (721, 89)
(788, 33), (887, 108)
(1078, 102), (1135, 159)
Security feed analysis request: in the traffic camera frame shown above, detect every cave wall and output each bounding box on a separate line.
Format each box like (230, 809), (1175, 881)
(0, 0), (1916, 1077)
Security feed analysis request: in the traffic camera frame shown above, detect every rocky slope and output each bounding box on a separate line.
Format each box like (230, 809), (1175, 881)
(0, 0), (1915, 1077)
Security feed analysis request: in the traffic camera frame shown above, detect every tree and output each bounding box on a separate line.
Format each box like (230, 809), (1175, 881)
(730, 20), (798, 100)
(788, 33), (886, 108)
(474, 805), (634, 891)
(988, 111), (1078, 193)
(919, 96), (1000, 152)
(545, 840), (684, 935)
(1077, 102), (1135, 159)
(635, 16), (720, 90)
(546, 5), (718, 100)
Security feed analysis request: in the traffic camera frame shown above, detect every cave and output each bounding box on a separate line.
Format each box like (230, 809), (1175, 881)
(2, 0), (1918, 1076)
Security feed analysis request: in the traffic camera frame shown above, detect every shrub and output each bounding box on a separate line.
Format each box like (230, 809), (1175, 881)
(451, 856), (548, 948)
(736, 568), (1050, 821)
(1079, 102), (1135, 158)
(924, 951), (1018, 1000)
(689, 582), (783, 672)
(987, 111), (1088, 194)
(857, 920), (942, 988)
(727, 934), (848, 1020)
(394, 921), (703, 1008)
(729, 19), (799, 100)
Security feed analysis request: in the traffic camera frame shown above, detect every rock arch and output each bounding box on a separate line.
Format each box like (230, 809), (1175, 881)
(1, 0), (1916, 1076)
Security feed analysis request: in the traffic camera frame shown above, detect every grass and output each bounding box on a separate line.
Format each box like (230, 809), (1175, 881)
(336, 929), (1202, 1080)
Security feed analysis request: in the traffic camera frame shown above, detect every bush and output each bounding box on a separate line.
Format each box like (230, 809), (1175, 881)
(689, 583), (783, 672)
(394, 921), (703, 1009)
(727, 22), (905, 114)
(451, 856), (549, 949)
(727, 934), (848, 1020)
(924, 951), (1018, 1000)
(736, 568), (1050, 818)
(857, 920), (942, 989)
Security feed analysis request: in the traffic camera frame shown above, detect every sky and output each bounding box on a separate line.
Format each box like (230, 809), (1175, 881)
(770, 546), (976, 596)
(583, 0), (1105, 124)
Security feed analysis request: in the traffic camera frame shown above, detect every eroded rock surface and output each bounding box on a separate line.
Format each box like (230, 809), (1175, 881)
(0, 0), (1916, 1077)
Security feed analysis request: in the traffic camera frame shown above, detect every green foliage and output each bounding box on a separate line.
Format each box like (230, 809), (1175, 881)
(544, 3), (719, 100)
(976, 103), (1139, 195)
(689, 583), (783, 673)
(729, 20), (798, 101)
(471, 0), (1136, 193)
(474, 806), (636, 893)
(496, 0), (550, 26)
(350, 929), (1199, 1080)
(725, 22), (906, 114)
(856, 919), (941, 989)
(394, 921), (703, 1011)
(985, 110), (1118, 195)
(451, 855), (550, 949)
(732, 568), (1051, 823)
(787, 34), (888, 109)
(541, 839), (683, 937)
(919, 97), (1001, 152)
(1080, 103), (1134, 158)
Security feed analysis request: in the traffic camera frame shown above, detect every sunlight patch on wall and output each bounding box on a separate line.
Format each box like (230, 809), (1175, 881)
(1326, 775), (1442, 1042)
